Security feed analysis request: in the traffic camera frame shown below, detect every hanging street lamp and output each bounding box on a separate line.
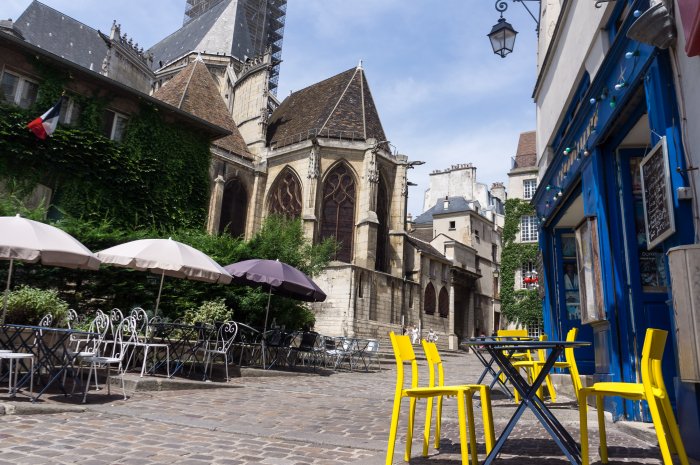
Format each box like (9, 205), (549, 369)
(487, 0), (540, 57)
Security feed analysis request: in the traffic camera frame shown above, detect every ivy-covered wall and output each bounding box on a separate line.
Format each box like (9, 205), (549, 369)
(0, 66), (211, 231)
(500, 198), (542, 327)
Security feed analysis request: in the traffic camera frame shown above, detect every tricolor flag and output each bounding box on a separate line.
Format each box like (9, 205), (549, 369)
(27, 98), (63, 140)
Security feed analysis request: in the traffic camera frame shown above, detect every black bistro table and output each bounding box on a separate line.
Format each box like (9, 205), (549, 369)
(468, 335), (535, 399)
(0, 324), (99, 401)
(462, 338), (589, 465)
(148, 322), (214, 378)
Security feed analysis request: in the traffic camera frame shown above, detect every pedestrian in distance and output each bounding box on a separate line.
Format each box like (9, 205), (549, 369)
(410, 324), (420, 344)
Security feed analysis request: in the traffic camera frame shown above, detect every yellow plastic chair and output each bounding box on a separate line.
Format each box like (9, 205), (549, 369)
(421, 339), (495, 464)
(385, 332), (493, 465)
(496, 329), (532, 402)
(512, 334), (557, 401)
(511, 329), (580, 403)
(578, 328), (689, 465)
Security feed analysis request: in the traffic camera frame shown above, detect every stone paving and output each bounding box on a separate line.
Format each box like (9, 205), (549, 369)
(0, 349), (687, 465)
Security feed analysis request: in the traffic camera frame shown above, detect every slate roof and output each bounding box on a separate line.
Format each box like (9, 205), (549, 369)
(405, 235), (446, 260)
(147, 0), (233, 71)
(266, 65), (388, 148)
(513, 130), (537, 168)
(153, 59), (252, 159)
(413, 197), (477, 225)
(14, 1), (108, 72)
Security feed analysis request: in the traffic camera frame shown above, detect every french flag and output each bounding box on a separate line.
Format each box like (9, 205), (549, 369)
(27, 98), (63, 140)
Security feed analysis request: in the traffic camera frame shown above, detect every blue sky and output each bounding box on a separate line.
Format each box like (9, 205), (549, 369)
(2, 0), (537, 217)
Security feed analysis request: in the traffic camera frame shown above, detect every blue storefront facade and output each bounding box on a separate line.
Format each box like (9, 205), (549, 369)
(532, 0), (700, 455)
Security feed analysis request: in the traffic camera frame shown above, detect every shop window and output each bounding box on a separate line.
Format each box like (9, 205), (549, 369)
(523, 179), (537, 199)
(0, 71), (38, 109)
(520, 215), (539, 242)
(438, 287), (449, 317)
(102, 109), (128, 141)
(424, 282), (436, 315)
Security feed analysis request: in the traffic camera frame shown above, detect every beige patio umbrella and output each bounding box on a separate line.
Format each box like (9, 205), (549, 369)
(0, 215), (101, 323)
(95, 238), (232, 318)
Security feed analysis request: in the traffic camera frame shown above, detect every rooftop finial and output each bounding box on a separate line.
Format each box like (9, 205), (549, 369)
(357, 59), (363, 70)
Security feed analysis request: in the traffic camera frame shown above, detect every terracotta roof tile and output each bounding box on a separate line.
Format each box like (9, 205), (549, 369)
(153, 59), (252, 160)
(267, 66), (387, 147)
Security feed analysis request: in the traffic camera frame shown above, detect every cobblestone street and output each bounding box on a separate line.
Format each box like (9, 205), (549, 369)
(0, 349), (683, 465)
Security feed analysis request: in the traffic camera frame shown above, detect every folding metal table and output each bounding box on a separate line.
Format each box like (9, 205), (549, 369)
(462, 338), (589, 465)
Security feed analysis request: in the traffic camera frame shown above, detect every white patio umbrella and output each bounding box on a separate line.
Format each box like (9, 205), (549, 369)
(95, 238), (232, 318)
(0, 215), (101, 323)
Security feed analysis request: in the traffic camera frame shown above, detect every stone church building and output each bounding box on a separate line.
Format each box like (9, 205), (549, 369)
(4, 0), (504, 347)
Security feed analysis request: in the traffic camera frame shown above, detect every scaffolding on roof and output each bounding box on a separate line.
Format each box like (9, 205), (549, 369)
(183, 0), (286, 95)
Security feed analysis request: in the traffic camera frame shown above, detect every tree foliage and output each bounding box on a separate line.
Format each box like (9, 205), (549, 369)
(501, 198), (542, 327)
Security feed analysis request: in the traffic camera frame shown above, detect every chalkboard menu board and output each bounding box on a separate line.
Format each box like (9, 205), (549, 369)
(640, 137), (675, 250)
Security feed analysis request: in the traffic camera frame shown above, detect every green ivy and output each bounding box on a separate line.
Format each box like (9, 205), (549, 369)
(501, 198), (541, 327)
(0, 102), (210, 230)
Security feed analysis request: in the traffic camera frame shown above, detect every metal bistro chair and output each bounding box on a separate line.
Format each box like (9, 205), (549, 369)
(82, 316), (137, 403)
(200, 321), (239, 381)
(126, 308), (170, 377)
(231, 323), (262, 367)
(0, 350), (34, 398)
(386, 332), (494, 465)
(288, 331), (321, 369)
(578, 328), (689, 465)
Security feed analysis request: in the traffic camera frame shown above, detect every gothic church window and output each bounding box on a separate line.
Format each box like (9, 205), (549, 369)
(375, 176), (390, 272)
(268, 168), (302, 218)
(219, 179), (247, 237)
(320, 163), (356, 262)
(438, 286), (449, 318)
(424, 282), (436, 315)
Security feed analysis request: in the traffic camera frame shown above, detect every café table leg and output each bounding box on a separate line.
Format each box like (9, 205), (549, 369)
(483, 345), (582, 465)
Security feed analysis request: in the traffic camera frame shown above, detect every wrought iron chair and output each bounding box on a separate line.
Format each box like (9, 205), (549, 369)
(200, 321), (239, 381)
(232, 323), (262, 367)
(82, 316), (136, 402)
(288, 331), (321, 368)
(38, 313), (53, 327)
(362, 338), (381, 372)
(0, 350), (34, 398)
(386, 332), (494, 465)
(578, 328), (689, 465)
(125, 307), (170, 377)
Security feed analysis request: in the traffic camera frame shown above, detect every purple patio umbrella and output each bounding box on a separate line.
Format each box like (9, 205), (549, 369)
(224, 259), (326, 368)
